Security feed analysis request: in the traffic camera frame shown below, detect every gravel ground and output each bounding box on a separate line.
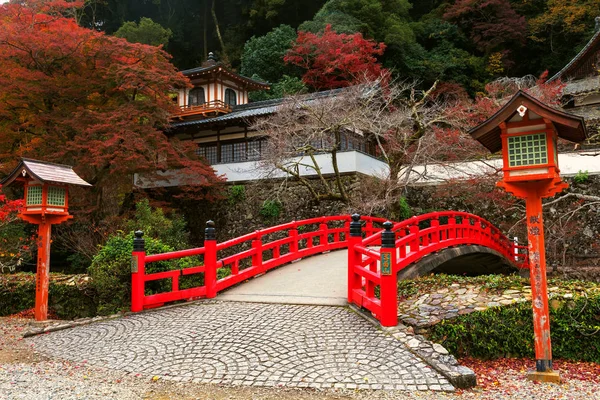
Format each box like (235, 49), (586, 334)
(1, 317), (599, 400)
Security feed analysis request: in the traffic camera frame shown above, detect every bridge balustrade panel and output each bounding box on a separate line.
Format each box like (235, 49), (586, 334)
(131, 216), (387, 311)
(348, 212), (529, 327)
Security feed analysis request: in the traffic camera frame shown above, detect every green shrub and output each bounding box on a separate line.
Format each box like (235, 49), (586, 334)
(0, 220), (34, 273)
(228, 185), (246, 205)
(260, 200), (283, 220)
(89, 232), (201, 315)
(427, 294), (600, 362)
(573, 170), (589, 184)
(398, 196), (413, 219)
(89, 201), (200, 315)
(125, 199), (190, 250)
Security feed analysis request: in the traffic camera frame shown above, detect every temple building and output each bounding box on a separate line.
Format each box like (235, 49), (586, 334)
(139, 53), (386, 186)
(549, 17), (600, 144)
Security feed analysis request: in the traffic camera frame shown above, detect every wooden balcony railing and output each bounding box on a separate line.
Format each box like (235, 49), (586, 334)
(171, 100), (233, 119)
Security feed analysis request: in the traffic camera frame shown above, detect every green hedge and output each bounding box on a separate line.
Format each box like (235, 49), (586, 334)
(427, 294), (600, 363)
(0, 273), (97, 319)
(89, 232), (203, 316)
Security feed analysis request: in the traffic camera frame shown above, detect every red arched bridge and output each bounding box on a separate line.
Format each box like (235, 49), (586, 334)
(131, 212), (528, 327)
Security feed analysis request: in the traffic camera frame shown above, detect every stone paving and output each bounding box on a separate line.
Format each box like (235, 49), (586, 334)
(398, 284), (530, 328)
(29, 301), (453, 391)
(397, 283), (594, 330)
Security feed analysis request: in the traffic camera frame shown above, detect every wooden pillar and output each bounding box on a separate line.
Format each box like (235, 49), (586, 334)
(34, 221), (51, 321)
(347, 214), (362, 303)
(204, 220), (217, 298)
(525, 190), (553, 373)
(131, 231), (146, 313)
(380, 221), (398, 327)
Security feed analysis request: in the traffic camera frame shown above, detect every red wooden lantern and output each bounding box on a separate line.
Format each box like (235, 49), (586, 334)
(1, 159), (91, 321)
(470, 91), (588, 383)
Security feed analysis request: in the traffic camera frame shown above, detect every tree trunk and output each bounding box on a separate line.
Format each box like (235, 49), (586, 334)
(211, 0), (228, 64)
(203, 0), (208, 60)
(331, 130), (348, 202)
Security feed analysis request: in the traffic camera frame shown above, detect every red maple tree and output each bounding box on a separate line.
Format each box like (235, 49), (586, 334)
(0, 0), (222, 218)
(0, 186), (22, 223)
(284, 25), (387, 90)
(0, 185), (32, 272)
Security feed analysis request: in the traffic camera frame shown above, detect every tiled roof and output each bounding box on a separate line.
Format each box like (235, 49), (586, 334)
(567, 104), (600, 122)
(169, 87), (348, 129)
(563, 76), (600, 96)
(1, 158), (92, 187)
(180, 63), (269, 88)
(549, 29), (600, 82)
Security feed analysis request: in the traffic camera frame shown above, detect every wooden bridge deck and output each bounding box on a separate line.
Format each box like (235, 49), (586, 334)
(217, 250), (348, 306)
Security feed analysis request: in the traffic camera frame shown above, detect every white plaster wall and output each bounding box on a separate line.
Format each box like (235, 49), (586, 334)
(404, 151), (600, 186)
(214, 151), (389, 181)
(134, 151), (389, 188)
(134, 150), (598, 188)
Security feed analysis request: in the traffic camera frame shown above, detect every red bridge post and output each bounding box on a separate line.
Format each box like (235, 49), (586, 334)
(348, 214), (362, 303)
(448, 216), (456, 240)
(431, 216), (440, 244)
(319, 220), (328, 247)
(289, 223), (299, 254)
(252, 233), (264, 272)
(204, 220), (217, 298)
(380, 222), (398, 327)
(131, 230), (146, 312)
(409, 223), (419, 253)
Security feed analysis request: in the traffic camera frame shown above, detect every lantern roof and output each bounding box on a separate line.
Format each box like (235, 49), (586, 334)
(1, 158), (92, 187)
(468, 91), (588, 153)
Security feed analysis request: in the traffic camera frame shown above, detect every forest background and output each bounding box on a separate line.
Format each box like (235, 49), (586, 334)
(81, 0), (600, 95)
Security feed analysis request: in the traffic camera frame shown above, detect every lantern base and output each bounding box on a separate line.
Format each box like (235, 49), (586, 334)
(497, 176), (568, 200)
(526, 370), (561, 383)
(19, 213), (72, 225)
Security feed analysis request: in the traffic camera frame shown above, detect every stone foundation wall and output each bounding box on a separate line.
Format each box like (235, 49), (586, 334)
(179, 175), (359, 244)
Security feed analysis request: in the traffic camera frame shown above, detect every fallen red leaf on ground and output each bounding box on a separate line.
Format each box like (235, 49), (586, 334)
(8, 308), (59, 320)
(459, 356), (600, 390)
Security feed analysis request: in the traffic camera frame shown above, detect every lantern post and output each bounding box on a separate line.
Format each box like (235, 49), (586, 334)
(1, 159), (91, 321)
(469, 92), (588, 383)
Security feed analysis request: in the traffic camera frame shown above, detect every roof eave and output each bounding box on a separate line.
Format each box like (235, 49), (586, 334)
(183, 64), (270, 90)
(549, 29), (600, 82)
(469, 91), (588, 153)
(1, 159), (92, 187)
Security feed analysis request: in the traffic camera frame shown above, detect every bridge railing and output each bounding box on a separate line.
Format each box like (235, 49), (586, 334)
(348, 212), (529, 327)
(131, 215), (387, 311)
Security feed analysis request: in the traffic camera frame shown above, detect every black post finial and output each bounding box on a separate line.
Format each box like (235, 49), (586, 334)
(350, 214), (362, 237)
(381, 221), (395, 248)
(205, 220), (216, 241)
(133, 230), (145, 252)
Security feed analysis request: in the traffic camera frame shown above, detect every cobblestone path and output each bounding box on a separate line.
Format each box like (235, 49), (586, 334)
(30, 302), (453, 391)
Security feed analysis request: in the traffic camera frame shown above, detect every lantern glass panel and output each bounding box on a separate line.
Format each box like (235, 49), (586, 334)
(47, 186), (66, 206)
(27, 186), (43, 205)
(507, 133), (548, 167)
